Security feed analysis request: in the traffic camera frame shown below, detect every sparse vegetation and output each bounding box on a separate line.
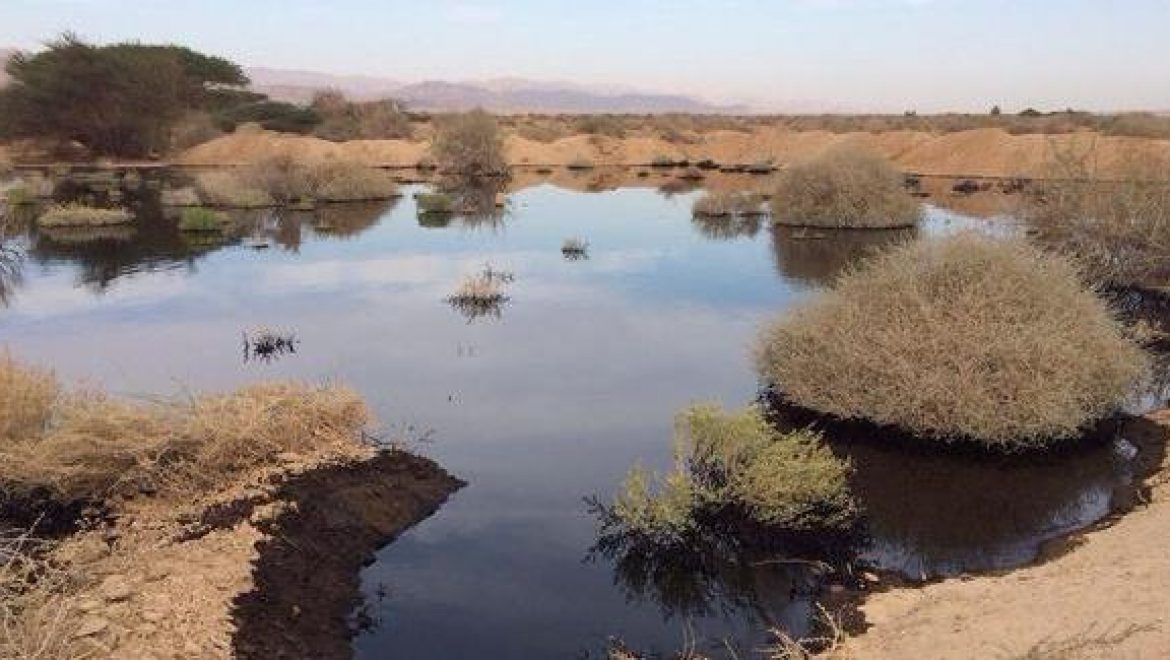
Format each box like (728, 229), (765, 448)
(36, 203), (132, 228)
(445, 263), (514, 322)
(1026, 146), (1170, 291)
(4, 175), (54, 205)
(771, 147), (921, 228)
(178, 207), (228, 232)
(430, 109), (507, 177)
(755, 234), (1148, 448)
(567, 157), (595, 171)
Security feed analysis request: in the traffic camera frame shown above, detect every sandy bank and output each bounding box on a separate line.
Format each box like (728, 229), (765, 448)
(178, 125), (1170, 179)
(850, 409), (1170, 659)
(17, 445), (461, 660)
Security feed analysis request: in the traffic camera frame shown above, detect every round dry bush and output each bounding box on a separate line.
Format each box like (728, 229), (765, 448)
(754, 234), (1148, 449)
(771, 147), (921, 229)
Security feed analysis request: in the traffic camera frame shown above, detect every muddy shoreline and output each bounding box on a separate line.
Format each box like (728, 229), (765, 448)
(228, 450), (464, 660)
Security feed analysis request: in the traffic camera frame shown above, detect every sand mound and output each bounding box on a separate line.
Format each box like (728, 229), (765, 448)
(177, 125), (1170, 179)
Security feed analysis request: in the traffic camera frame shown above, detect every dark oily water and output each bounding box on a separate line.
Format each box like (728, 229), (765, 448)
(0, 174), (1156, 658)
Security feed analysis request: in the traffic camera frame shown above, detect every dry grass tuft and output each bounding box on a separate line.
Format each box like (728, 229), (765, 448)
(36, 203), (132, 228)
(692, 191), (767, 218)
(1026, 145), (1170, 291)
(195, 171), (274, 208)
(765, 604), (849, 659)
(755, 233), (1148, 448)
(311, 160), (399, 202)
(0, 530), (89, 660)
(0, 353), (370, 502)
(771, 147), (921, 229)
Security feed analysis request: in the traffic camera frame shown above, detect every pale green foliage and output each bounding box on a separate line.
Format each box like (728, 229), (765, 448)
(611, 403), (857, 539)
(612, 466), (697, 543)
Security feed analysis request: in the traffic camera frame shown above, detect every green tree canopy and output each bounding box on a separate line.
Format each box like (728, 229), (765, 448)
(0, 34), (250, 157)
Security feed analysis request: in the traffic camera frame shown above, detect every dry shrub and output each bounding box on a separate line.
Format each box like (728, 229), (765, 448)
(430, 109), (507, 177)
(755, 234), (1148, 448)
(244, 153), (317, 204)
(195, 171), (274, 208)
(692, 191), (766, 218)
(1, 530), (88, 660)
(0, 353), (370, 502)
(0, 352), (58, 445)
(0, 153), (12, 178)
(311, 90), (413, 141)
(1101, 112), (1170, 140)
(1026, 145), (1170, 291)
(771, 146), (921, 229)
(575, 115), (627, 138)
(36, 203), (132, 228)
(311, 160), (398, 202)
(512, 119), (572, 143)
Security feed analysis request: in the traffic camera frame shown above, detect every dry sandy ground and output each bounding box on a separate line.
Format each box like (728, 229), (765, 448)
(178, 124), (1170, 179)
(850, 409), (1170, 660)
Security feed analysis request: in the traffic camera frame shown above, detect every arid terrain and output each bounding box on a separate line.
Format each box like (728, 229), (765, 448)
(172, 123), (1170, 179)
(852, 410), (1170, 659)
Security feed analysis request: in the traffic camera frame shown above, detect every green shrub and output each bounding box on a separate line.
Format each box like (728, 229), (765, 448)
(214, 100), (321, 134)
(610, 403), (857, 541)
(755, 234), (1148, 448)
(430, 109), (507, 177)
(416, 192), (455, 215)
(771, 147), (920, 228)
(178, 207), (227, 232)
(36, 203), (132, 228)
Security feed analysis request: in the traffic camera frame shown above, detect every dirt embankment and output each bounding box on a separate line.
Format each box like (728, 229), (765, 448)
(13, 447), (461, 660)
(178, 125), (1170, 179)
(850, 409), (1170, 659)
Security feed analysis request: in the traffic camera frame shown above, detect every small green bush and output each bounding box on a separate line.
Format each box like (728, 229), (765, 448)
(36, 203), (132, 228)
(771, 147), (920, 228)
(755, 234), (1149, 448)
(178, 207), (227, 232)
(416, 192), (455, 215)
(610, 403), (857, 542)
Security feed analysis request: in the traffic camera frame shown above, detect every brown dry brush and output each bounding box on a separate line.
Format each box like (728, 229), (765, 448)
(1025, 143), (1170, 292)
(1, 528), (93, 660)
(754, 234), (1148, 449)
(430, 109), (508, 178)
(770, 147), (921, 229)
(0, 350), (370, 504)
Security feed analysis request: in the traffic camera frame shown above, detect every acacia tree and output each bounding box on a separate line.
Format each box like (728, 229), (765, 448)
(0, 34), (249, 157)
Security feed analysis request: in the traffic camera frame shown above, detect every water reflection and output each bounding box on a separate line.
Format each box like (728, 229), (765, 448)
(692, 215), (763, 241)
(760, 393), (1160, 580)
(311, 200), (396, 240)
(769, 226), (916, 286)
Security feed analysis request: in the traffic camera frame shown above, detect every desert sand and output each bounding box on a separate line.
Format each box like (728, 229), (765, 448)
(178, 124), (1170, 179)
(850, 409), (1170, 660)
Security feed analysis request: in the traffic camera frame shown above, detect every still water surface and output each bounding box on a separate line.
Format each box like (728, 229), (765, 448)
(0, 179), (1146, 658)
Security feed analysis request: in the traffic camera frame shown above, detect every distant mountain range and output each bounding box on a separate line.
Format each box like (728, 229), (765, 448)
(246, 67), (748, 114)
(0, 50), (743, 113)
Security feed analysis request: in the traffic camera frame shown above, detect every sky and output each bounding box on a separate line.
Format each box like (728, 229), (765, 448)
(1, 0), (1168, 112)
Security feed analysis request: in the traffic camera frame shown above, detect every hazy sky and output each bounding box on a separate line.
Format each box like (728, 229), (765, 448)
(2, 0), (1168, 112)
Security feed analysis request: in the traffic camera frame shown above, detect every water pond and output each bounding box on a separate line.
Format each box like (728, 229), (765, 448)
(0, 172), (1161, 658)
